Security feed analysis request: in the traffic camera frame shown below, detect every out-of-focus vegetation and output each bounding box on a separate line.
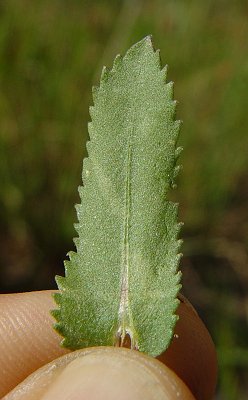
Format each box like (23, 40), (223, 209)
(0, 1), (247, 398)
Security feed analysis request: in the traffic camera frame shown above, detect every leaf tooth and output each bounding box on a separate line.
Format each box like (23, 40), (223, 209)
(83, 141), (94, 159)
(75, 202), (82, 214)
(63, 262), (70, 277)
(166, 100), (177, 119)
(170, 182), (177, 190)
(76, 201), (84, 217)
(64, 256), (79, 276)
(75, 202), (84, 219)
(55, 275), (66, 290)
(112, 54), (123, 71)
(64, 255), (76, 275)
(75, 203), (80, 215)
(154, 48), (161, 67)
(166, 81), (174, 100)
(86, 140), (92, 153)
(171, 280), (182, 294)
(168, 231), (181, 248)
(100, 65), (110, 83)
(54, 322), (65, 337)
(160, 65), (168, 81)
(53, 292), (62, 305)
(74, 222), (80, 233)
(172, 241), (183, 257)
(170, 165), (181, 188)
(83, 156), (90, 171)
(51, 309), (61, 321)
(61, 337), (69, 348)
(177, 221), (184, 232)
(173, 221), (183, 237)
(177, 252), (183, 263)
(82, 158), (91, 182)
(172, 99), (178, 114)
(175, 270), (183, 283)
(175, 146), (183, 160)
(92, 85), (99, 103)
(174, 119), (182, 134)
(73, 237), (79, 249)
(166, 200), (177, 215)
(176, 238), (183, 251)
(174, 164), (181, 175)
(88, 122), (94, 140)
(89, 106), (95, 120)
(77, 185), (84, 198)
(67, 250), (77, 261)
(62, 337), (82, 349)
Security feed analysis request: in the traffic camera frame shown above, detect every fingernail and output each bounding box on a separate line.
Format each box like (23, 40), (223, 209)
(41, 348), (193, 400)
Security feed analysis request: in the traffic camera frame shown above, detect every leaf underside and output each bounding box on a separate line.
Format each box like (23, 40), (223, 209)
(52, 36), (182, 357)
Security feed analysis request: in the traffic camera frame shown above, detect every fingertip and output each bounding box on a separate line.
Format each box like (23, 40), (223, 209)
(4, 348), (195, 400)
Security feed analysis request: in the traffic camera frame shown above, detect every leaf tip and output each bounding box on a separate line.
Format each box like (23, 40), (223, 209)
(140, 34), (157, 54)
(144, 34), (153, 45)
(125, 35), (155, 60)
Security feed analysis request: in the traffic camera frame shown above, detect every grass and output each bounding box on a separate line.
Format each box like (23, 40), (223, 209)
(0, 1), (248, 398)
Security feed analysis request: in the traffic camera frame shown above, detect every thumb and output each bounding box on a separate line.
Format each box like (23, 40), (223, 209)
(5, 347), (195, 400)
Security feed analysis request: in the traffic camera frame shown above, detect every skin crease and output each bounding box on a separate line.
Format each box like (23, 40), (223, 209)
(0, 291), (217, 399)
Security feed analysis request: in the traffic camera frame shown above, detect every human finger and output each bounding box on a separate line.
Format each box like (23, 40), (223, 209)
(4, 347), (196, 400)
(0, 291), (68, 397)
(0, 291), (217, 399)
(158, 296), (217, 400)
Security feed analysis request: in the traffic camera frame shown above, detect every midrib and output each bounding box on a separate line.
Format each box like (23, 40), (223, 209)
(117, 121), (134, 345)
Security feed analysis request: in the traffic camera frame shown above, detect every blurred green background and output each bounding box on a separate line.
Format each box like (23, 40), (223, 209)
(0, 0), (247, 398)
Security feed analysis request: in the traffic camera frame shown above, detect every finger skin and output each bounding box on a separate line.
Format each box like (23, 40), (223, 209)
(158, 296), (217, 400)
(0, 291), (217, 399)
(4, 347), (196, 400)
(0, 291), (68, 398)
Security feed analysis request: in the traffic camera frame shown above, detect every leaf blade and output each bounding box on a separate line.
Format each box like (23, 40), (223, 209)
(53, 36), (182, 356)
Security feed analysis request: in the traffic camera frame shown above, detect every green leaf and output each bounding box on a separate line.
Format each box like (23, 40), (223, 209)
(52, 36), (182, 357)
